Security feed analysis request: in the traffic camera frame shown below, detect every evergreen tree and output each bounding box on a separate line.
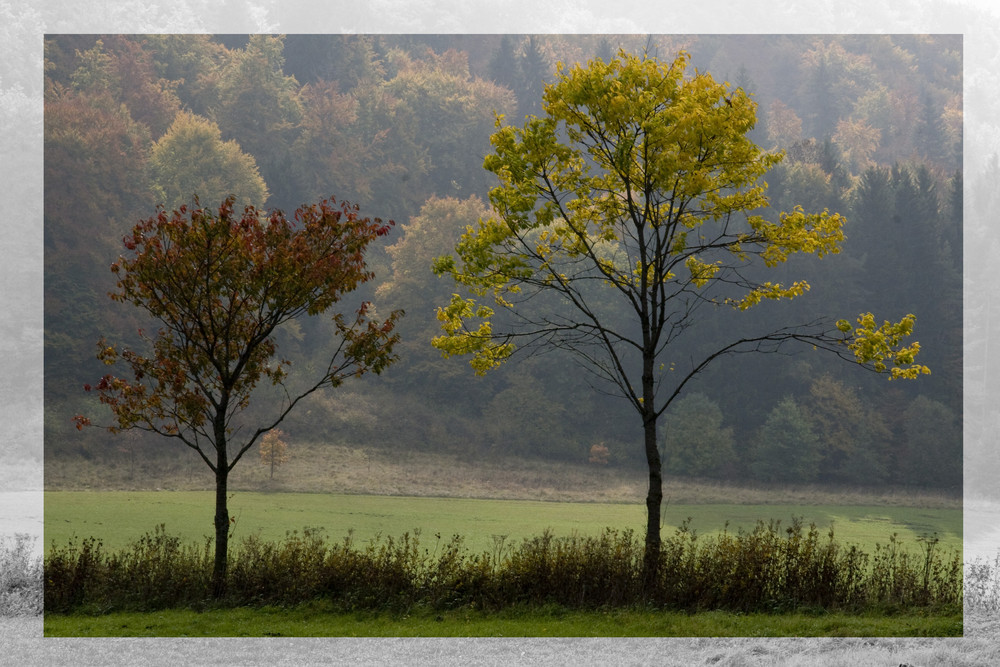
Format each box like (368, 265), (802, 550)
(915, 88), (947, 163)
(661, 393), (735, 479)
(282, 34), (385, 88)
(944, 170), (962, 265)
(487, 35), (519, 92)
(734, 64), (766, 144)
(595, 37), (614, 64)
(849, 165), (895, 309)
(902, 396), (961, 489)
(516, 35), (548, 119)
(751, 397), (821, 483)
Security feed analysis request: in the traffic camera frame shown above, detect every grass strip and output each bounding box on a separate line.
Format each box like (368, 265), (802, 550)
(43, 603), (963, 637)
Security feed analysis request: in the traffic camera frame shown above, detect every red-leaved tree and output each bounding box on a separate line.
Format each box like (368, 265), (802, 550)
(74, 196), (402, 596)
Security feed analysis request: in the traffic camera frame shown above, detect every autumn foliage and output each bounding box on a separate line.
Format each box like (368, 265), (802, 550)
(74, 195), (402, 595)
(75, 196), (400, 438)
(431, 50), (930, 583)
(259, 429), (289, 479)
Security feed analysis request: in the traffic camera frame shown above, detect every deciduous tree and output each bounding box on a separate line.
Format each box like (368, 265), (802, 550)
(259, 428), (289, 480)
(804, 375), (891, 484)
(212, 35), (303, 209)
(383, 47), (516, 195)
(432, 50), (929, 584)
(291, 79), (369, 204)
(148, 111), (269, 211)
(44, 80), (155, 407)
(74, 196), (402, 596)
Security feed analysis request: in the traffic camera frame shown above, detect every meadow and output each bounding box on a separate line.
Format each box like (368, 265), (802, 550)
(42, 490), (964, 635)
(44, 490), (962, 559)
(43, 439), (963, 555)
(39, 448), (970, 638)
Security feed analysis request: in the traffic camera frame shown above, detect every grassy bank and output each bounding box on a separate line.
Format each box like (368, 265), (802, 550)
(43, 602), (963, 637)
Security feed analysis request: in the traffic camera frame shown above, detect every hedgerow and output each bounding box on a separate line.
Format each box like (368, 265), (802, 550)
(44, 520), (963, 615)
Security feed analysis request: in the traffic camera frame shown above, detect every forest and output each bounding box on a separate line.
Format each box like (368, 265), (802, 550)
(43, 33), (962, 492)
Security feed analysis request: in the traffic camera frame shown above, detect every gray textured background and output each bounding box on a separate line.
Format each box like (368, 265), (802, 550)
(3, 0), (997, 663)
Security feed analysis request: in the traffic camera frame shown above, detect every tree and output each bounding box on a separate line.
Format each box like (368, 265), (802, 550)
(376, 195), (494, 395)
(44, 80), (155, 417)
(383, 47), (516, 195)
(74, 196), (402, 596)
(487, 35), (519, 93)
(901, 395), (961, 489)
(259, 428), (289, 480)
(484, 372), (570, 459)
(212, 35), (303, 209)
(515, 35), (549, 119)
(44, 82), (153, 248)
(291, 79), (370, 205)
(766, 99), (803, 149)
(148, 111), (269, 211)
(914, 88), (947, 164)
(74, 35), (182, 139)
(833, 117), (882, 175)
(595, 38), (615, 65)
(140, 34), (228, 117)
(750, 396), (820, 483)
(282, 34), (385, 89)
(432, 50), (929, 583)
(661, 393), (734, 479)
(804, 374), (891, 485)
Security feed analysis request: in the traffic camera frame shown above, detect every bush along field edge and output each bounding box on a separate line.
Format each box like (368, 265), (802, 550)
(44, 520), (963, 623)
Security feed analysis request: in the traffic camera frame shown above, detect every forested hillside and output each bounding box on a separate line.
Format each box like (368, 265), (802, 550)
(44, 34), (962, 491)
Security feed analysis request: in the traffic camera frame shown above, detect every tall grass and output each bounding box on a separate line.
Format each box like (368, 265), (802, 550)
(45, 520), (963, 616)
(0, 534), (42, 616)
(44, 441), (962, 510)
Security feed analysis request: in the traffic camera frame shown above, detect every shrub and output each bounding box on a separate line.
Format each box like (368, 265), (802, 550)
(45, 526), (212, 613)
(44, 523), (963, 615)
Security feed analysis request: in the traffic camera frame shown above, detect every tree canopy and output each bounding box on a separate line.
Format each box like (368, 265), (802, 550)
(149, 111), (269, 210)
(432, 50), (929, 579)
(74, 196), (402, 595)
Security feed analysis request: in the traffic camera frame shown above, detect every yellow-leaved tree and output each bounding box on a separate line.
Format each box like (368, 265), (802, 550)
(259, 429), (289, 480)
(432, 50), (929, 584)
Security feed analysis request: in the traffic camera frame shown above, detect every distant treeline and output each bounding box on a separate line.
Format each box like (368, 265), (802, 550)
(44, 34), (961, 490)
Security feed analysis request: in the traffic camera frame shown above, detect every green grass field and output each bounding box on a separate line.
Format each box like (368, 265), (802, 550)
(44, 490), (962, 558)
(43, 602), (963, 637)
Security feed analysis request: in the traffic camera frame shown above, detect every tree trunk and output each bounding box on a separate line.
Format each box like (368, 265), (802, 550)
(213, 465), (230, 598)
(212, 432), (230, 599)
(641, 355), (662, 589)
(642, 410), (662, 586)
